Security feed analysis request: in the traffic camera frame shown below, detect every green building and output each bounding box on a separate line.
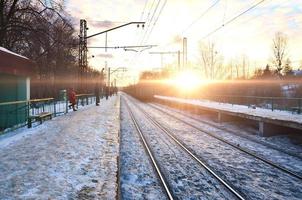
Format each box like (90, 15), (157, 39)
(0, 47), (33, 131)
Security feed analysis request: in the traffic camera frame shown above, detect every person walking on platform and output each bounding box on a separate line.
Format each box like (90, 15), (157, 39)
(68, 88), (77, 111)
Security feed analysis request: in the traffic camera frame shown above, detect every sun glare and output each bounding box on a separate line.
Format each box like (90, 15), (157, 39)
(171, 71), (201, 91)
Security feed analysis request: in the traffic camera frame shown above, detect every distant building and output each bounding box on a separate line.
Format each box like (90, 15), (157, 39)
(0, 47), (34, 130)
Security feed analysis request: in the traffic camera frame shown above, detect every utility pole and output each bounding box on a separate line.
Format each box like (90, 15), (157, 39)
(178, 50), (181, 71)
(79, 19), (88, 93)
(183, 37), (187, 70)
(211, 42), (213, 79)
(107, 67), (127, 89)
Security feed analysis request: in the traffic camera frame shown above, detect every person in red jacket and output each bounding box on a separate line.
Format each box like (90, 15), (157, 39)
(68, 88), (77, 111)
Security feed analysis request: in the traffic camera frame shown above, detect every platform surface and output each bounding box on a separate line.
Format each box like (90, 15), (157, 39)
(155, 95), (302, 130)
(0, 96), (119, 199)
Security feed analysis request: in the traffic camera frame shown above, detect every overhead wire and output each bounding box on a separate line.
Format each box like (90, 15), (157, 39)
(181, 0), (221, 35)
(222, 0), (228, 24)
(220, 0), (291, 38)
(144, 0), (168, 44)
(127, 0), (155, 66)
(130, 0), (286, 73)
(140, 0), (162, 45)
(129, 0), (165, 69)
(140, 0), (149, 21)
(135, 0), (156, 47)
(202, 0), (266, 39)
(156, 0), (222, 50)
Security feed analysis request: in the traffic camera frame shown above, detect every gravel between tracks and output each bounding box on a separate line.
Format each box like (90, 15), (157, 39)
(125, 97), (238, 200)
(120, 98), (167, 200)
(150, 103), (302, 176)
(130, 97), (302, 200)
(153, 103), (302, 158)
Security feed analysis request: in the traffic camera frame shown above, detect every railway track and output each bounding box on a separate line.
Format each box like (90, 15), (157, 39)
(123, 95), (246, 200)
(145, 101), (302, 180)
(123, 99), (173, 200)
(152, 102), (302, 161)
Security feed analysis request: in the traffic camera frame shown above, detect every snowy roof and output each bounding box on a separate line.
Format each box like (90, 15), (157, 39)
(0, 47), (28, 60)
(0, 47), (34, 76)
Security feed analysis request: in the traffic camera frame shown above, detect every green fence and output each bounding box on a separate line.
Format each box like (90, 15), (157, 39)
(0, 94), (96, 133)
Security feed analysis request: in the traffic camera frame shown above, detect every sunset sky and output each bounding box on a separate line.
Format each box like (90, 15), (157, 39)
(66, 0), (302, 85)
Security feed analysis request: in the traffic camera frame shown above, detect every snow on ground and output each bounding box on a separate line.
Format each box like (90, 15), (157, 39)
(0, 96), (119, 199)
(119, 98), (167, 200)
(152, 103), (302, 158)
(150, 103), (302, 176)
(140, 100), (302, 200)
(154, 95), (302, 124)
(124, 95), (238, 199)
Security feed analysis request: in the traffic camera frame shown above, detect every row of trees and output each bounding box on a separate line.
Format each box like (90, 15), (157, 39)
(140, 31), (300, 82)
(138, 32), (301, 98)
(198, 32), (300, 80)
(1, 0), (100, 98)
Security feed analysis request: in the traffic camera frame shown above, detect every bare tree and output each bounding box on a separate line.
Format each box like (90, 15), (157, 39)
(283, 58), (293, 76)
(199, 41), (223, 79)
(272, 32), (288, 74)
(1, 0), (81, 97)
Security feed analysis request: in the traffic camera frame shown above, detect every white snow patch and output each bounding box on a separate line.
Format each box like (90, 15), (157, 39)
(155, 95), (302, 124)
(0, 96), (120, 199)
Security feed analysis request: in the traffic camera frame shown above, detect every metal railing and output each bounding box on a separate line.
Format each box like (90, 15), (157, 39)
(200, 95), (302, 114)
(0, 94), (96, 134)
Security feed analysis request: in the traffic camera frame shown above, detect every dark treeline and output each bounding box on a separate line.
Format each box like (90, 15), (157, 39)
(1, 0), (101, 98)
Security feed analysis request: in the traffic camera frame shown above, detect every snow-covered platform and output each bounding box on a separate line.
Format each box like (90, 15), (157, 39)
(0, 96), (120, 199)
(154, 95), (302, 136)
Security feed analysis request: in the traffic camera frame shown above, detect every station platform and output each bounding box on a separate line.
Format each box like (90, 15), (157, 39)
(0, 96), (120, 199)
(154, 95), (302, 136)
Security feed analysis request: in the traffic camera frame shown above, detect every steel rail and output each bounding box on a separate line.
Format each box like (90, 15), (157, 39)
(151, 102), (302, 161)
(123, 97), (174, 200)
(125, 95), (245, 200)
(147, 102), (302, 181)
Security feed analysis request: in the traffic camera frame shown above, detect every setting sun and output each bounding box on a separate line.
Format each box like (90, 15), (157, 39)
(170, 71), (201, 91)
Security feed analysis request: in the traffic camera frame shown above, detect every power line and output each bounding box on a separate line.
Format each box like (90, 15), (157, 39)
(220, 0), (290, 38)
(222, 0), (228, 24)
(144, 0), (167, 44)
(154, 0), (221, 50)
(128, 0), (160, 66)
(203, 0), (266, 39)
(145, 0), (157, 23)
(140, 0), (149, 21)
(140, 0), (162, 45)
(135, 0), (156, 47)
(181, 0), (221, 35)
(129, 0), (165, 68)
